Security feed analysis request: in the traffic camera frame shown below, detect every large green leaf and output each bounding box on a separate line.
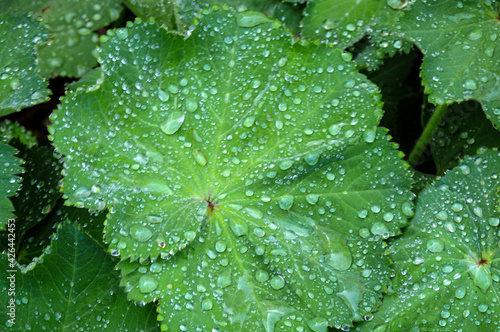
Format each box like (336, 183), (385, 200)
(301, 0), (410, 51)
(8, 0), (122, 78)
(356, 149), (500, 331)
(0, 12), (49, 116)
(398, 0), (500, 127)
(51, 7), (413, 330)
(123, 0), (303, 34)
(0, 143), (23, 230)
(0, 221), (159, 331)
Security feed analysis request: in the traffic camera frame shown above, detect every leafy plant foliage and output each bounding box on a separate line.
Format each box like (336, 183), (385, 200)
(0, 0), (499, 331)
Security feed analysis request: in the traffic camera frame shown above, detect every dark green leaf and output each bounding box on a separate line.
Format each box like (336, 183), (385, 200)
(399, 0), (500, 127)
(0, 221), (160, 331)
(0, 143), (23, 229)
(0, 12), (49, 116)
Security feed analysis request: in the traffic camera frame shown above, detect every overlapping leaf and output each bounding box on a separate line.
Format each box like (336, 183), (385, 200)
(51, 7), (413, 330)
(399, 0), (500, 127)
(0, 221), (159, 331)
(356, 149), (500, 331)
(302, 0), (411, 60)
(123, 0), (303, 34)
(0, 12), (49, 116)
(7, 0), (122, 78)
(0, 143), (23, 229)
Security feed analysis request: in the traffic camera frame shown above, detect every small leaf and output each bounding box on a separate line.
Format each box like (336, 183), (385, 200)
(356, 149), (500, 331)
(0, 222), (160, 331)
(52, 8), (413, 330)
(399, 0), (500, 127)
(0, 12), (49, 116)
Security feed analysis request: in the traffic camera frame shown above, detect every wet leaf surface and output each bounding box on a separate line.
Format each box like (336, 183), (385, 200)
(0, 143), (23, 229)
(356, 149), (500, 331)
(0, 221), (160, 331)
(52, 7), (414, 330)
(0, 12), (49, 116)
(399, 0), (500, 127)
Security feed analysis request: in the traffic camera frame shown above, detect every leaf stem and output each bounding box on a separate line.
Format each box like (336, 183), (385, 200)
(408, 104), (448, 168)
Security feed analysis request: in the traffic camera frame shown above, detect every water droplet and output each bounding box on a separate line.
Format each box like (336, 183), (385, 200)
(236, 11), (271, 27)
(244, 207), (263, 219)
(278, 195), (294, 210)
(243, 116), (256, 127)
(306, 194), (319, 205)
(451, 203), (463, 212)
(201, 298), (213, 310)
(215, 240), (227, 253)
(279, 160), (294, 170)
(158, 89), (169, 102)
(192, 149), (207, 166)
(464, 79), (477, 90)
(160, 112), (185, 135)
(387, 0), (408, 10)
(455, 286), (466, 299)
(307, 317), (328, 332)
(467, 29), (483, 41)
(270, 276), (285, 290)
(478, 303), (488, 312)
(217, 270), (232, 288)
(185, 98), (198, 112)
(473, 206), (483, 217)
(184, 231), (196, 242)
(363, 128), (376, 143)
(328, 124), (342, 136)
(229, 219), (248, 236)
(138, 275), (158, 293)
(325, 242), (352, 271)
(116, 29), (128, 40)
(130, 225), (153, 242)
(427, 238), (445, 252)
(370, 222), (389, 237)
(256, 269), (269, 282)
(488, 217), (499, 227)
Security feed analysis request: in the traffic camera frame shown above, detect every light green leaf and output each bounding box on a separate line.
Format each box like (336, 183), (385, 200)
(302, 0), (410, 50)
(123, 0), (303, 34)
(9, 0), (122, 78)
(52, 8), (413, 330)
(356, 149), (500, 331)
(0, 221), (160, 331)
(0, 143), (23, 230)
(399, 0), (500, 127)
(0, 12), (49, 116)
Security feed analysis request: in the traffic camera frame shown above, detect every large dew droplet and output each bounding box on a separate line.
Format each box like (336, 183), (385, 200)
(307, 316), (328, 332)
(130, 225), (153, 242)
(426, 238), (445, 252)
(278, 195), (294, 210)
(160, 112), (185, 135)
(192, 149), (207, 166)
(325, 242), (352, 271)
(138, 275), (158, 293)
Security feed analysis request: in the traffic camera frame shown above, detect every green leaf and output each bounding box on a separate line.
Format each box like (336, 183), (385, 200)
(8, 140), (63, 236)
(9, 0), (122, 78)
(429, 101), (500, 175)
(356, 149), (500, 331)
(0, 221), (160, 331)
(123, 0), (303, 34)
(0, 143), (23, 230)
(302, 0), (410, 49)
(52, 8), (413, 330)
(0, 12), (49, 116)
(399, 0), (500, 127)
(0, 120), (37, 147)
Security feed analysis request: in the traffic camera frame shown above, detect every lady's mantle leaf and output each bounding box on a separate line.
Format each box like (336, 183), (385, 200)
(399, 0), (500, 127)
(52, 7), (413, 330)
(0, 143), (23, 229)
(356, 149), (500, 331)
(0, 221), (159, 331)
(0, 12), (49, 116)
(8, 0), (122, 78)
